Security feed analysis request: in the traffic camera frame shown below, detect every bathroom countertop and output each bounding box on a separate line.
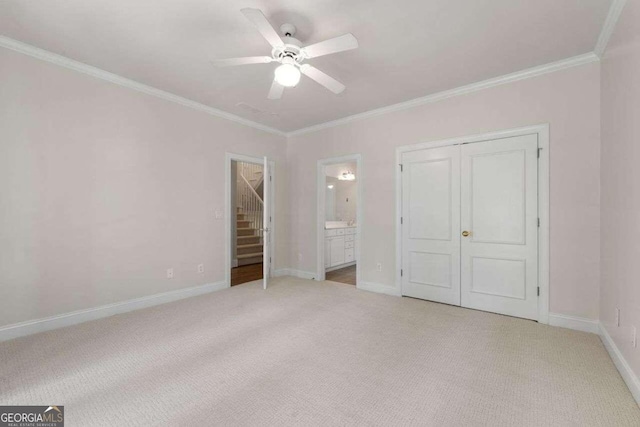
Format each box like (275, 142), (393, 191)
(325, 222), (357, 230)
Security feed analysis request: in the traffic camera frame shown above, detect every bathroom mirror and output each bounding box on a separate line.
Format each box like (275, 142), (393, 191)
(325, 162), (357, 223)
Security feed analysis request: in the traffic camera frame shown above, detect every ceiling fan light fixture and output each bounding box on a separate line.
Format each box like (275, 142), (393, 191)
(339, 171), (356, 181)
(274, 63), (301, 87)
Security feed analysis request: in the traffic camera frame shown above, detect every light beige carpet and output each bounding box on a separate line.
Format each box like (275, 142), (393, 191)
(1, 277), (638, 426)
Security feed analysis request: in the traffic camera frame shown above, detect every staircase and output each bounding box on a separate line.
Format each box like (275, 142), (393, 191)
(235, 162), (264, 266)
(236, 207), (263, 266)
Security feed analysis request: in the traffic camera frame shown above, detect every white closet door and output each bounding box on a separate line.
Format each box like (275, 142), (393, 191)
(460, 135), (538, 319)
(401, 145), (461, 306)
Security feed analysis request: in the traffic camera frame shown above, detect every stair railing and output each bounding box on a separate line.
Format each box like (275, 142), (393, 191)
(239, 162), (264, 190)
(238, 171), (263, 237)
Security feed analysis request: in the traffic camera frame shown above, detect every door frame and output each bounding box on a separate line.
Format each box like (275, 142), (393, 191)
(316, 154), (363, 288)
(395, 124), (550, 324)
(225, 152), (276, 288)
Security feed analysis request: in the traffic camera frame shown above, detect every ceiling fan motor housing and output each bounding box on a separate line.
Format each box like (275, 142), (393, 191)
(272, 42), (303, 62)
(271, 23), (304, 63)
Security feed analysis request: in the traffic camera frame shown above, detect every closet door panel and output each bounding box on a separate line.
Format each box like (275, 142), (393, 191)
(460, 135), (539, 320)
(401, 145), (461, 306)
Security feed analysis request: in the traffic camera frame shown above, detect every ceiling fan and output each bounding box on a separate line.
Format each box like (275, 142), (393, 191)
(214, 8), (359, 100)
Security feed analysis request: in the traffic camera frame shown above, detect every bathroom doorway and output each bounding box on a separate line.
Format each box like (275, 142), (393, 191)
(317, 155), (362, 287)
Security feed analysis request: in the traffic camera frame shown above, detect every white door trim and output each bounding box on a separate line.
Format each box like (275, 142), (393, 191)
(395, 124), (550, 324)
(316, 154), (363, 288)
(225, 152), (276, 288)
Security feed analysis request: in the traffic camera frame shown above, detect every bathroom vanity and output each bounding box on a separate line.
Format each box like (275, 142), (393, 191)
(324, 222), (357, 270)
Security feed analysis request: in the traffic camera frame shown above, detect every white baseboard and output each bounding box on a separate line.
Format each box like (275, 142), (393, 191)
(275, 270), (401, 297)
(548, 312), (599, 334)
(273, 268), (291, 277)
(0, 280), (227, 342)
(273, 268), (316, 280)
(295, 270), (316, 280)
(357, 281), (401, 297)
(599, 322), (640, 405)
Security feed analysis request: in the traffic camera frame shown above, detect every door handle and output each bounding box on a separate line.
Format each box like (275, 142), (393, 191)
(461, 230), (470, 237)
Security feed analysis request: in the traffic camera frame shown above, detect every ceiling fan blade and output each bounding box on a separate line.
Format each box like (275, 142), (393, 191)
(213, 56), (273, 67)
(241, 8), (284, 48)
(268, 79), (284, 100)
(302, 34), (358, 59)
(300, 65), (346, 94)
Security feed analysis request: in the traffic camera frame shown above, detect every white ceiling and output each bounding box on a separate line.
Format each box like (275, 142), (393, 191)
(0, 0), (612, 132)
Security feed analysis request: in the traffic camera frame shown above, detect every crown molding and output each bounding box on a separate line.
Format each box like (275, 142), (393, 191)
(286, 52), (599, 137)
(0, 34), (604, 140)
(0, 36), (286, 137)
(594, 0), (628, 58)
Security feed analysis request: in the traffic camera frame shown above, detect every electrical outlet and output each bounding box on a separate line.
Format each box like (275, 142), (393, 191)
(616, 308), (621, 327)
(167, 268), (174, 279)
(197, 264), (204, 274)
(633, 326), (637, 348)
(376, 263), (382, 272)
(298, 253), (302, 262)
(214, 209), (223, 220)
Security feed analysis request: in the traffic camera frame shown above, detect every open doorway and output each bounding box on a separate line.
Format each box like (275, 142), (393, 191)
(317, 155), (362, 287)
(226, 154), (274, 287)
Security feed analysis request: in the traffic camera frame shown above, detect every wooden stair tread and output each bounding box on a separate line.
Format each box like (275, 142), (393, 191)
(238, 243), (262, 248)
(237, 252), (264, 259)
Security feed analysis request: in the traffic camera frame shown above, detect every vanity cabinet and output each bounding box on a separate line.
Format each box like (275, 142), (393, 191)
(325, 227), (356, 269)
(330, 236), (345, 266)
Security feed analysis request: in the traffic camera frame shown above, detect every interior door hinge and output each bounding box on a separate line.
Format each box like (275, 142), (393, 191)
(399, 164), (403, 172)
(537, 287), (540, 296)
(537, 148), (542, 158)
(401, 217), (403, 225)
(401, 269), (403, 277)
(537, 218), (540, 227)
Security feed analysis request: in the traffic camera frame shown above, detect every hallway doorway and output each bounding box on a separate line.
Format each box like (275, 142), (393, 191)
(226, 153), (275, 288)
